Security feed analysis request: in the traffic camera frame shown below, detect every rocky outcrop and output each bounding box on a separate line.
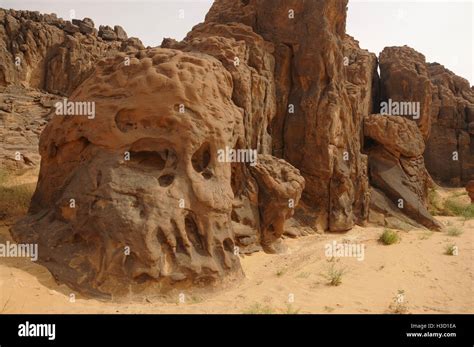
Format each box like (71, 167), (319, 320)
(9, 0), (467, 298)
(343, 35), (379, 226)
(11, 46), (304, 297)
(378, 45), (473, 186)
(0, 85), (59, 170)
(364, 114), (441, 230)
(205, 0), (370, 232)
(425, 63), (474, 186)
(379, 46), (433, 140)
(249, 155), (305, 253)
(0, 9), (144, 95)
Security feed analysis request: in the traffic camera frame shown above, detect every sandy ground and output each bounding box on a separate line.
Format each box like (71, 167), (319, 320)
(0, 213), (472, 314)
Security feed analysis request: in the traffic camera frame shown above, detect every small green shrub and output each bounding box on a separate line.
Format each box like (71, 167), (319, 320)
(446, 227), (463, 237)
(444, 244), (458, 256)
(379, 229), (400, 245)
(323, 263), (345, 286)
(443, 199), (474, 220)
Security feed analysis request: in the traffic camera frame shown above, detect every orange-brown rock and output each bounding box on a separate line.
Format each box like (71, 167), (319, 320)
(12, 45), (304, 297)
(249, 154), (305, 253)
(379, 46), (433, 140)
(425, 63), (474, 186)
(364, 114), (441, 230)
(0, 9), (144, 95)
(378, 45), (473, 186)
(205, 0), (369, 232)
(0, 85), (59, 170)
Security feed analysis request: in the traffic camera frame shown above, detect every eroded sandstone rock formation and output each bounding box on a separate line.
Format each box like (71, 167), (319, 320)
(378, 45), (474, 186)
(12, 47), (304, 297)
(0, 85), (59, 170)
(7, 0), (471, 297)
(425, 63), (474, 186)
(0, 9), (144, 95)
(364, 114), (441, 230)
(205, 0), (371, 232)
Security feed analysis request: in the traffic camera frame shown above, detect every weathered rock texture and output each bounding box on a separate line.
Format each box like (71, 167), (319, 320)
(8, 0), (470, 297)
(364, 114), (442, 230)
(12, 46), (304, 297)
(425, 63), (474, 186)
(0, 9), (144, 95)
(205, 0), (370, 232)
(0, 85), (59, 170)
(378, 45), (473, 186)
(379, 46), (433, 140)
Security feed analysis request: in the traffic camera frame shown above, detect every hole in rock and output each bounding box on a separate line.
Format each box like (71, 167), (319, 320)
(130, 151), (166, 170)
(202, 169), (213, 180)
(72, 233), (85, 243)
(158, 174), (174, 187)
(133, 273), (154, 284)
(191, 142), (211, 173)
(115, 109), (137, 132)
(223, 238), (234, 253)
(231, 210), (239, 222)
(185, 214), (207, 256)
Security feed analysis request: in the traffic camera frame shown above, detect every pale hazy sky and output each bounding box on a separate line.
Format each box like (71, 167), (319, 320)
(1, 0), (472, 84)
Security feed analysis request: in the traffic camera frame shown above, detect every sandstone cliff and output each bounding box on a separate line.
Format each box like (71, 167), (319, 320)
(0, 9), (144, 95)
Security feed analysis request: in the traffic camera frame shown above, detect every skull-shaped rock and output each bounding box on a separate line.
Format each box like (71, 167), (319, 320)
(12, 49), (246, 298)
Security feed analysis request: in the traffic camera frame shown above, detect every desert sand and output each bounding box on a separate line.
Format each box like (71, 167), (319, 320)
(1, 210), (472, 314)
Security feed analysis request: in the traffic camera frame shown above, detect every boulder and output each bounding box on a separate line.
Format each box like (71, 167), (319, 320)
(114, 25), (128, 40)
(364, 114), (442, 230)
(12, 48), (305, 297)
(99, 25), (117, 40)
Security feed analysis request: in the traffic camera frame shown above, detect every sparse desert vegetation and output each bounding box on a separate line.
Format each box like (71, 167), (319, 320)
(323, 261), (346, 286)
(446, 227), (463, 237)
(444, 244), (458, 256)
(379, 229), (400, 245)
(429, 187), (474, 220)
(388, 290), (409, 314)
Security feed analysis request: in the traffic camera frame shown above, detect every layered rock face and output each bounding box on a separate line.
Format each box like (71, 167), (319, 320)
(364, 114), (441, 230)
(0, 85), (59, 170)
(379, 46), (433, 140)
(205, 0), (370, 231)
(378, 46), (474, 186)
(0, 9), (144, 95)
(425, 63), (474, 186)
